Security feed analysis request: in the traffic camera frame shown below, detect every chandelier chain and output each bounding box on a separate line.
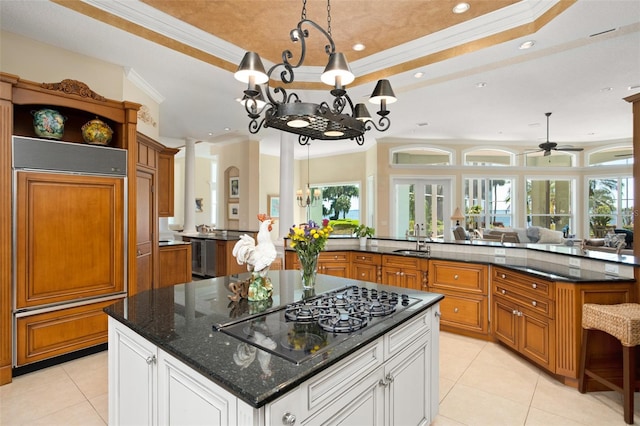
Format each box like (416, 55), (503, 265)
(327, 0), (332, 36)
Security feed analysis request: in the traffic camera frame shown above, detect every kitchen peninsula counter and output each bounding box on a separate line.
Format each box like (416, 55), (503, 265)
(105, 271), (443, 424)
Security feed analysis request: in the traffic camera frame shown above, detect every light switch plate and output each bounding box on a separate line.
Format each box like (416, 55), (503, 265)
(569, 258), (581, 267)
(494, 248), (506, 256)
(605, 264), (619, 275)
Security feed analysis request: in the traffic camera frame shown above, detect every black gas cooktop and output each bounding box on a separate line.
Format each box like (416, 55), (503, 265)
(214, 285), (420, 364)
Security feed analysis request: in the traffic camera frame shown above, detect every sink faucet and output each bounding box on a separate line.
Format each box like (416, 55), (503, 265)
(414, 223), (427, 251)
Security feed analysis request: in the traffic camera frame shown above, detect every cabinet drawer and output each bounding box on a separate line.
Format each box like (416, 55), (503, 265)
(492, 267), (554, 300)
(494, 284), (554, 318)
(438, 291), (488, 334)
(351, 252), (381, 265)
(382, 254), (427, 270)
(16, 298), (118, 365)
(384, 311), (430, 360)
(430, 260), (487, 294)
(319, 251), (350, 263)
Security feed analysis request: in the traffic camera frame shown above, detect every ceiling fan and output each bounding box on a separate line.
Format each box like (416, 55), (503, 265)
(527, 112), (584, 157)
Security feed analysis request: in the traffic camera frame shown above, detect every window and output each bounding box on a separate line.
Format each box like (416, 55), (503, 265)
(526, 178), (574, 231)
(525, 152), (576, 167)
(587, 146), (633, 166)
(391, 146), (452, 166)
(464, 148), (514, 166)
(464, 178), (513, 229)
(307, 183), (361, 233)
(587, 177), (634, 237)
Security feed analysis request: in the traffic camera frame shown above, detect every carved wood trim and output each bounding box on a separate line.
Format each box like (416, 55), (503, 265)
(40, 79), (106, 101)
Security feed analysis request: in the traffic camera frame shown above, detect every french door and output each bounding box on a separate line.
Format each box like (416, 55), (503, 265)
(393, 178), (452, 239)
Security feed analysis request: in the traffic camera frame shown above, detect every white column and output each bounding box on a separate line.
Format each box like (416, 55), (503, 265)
(183, 138), (197, 233)
(279, 133), (296, 240)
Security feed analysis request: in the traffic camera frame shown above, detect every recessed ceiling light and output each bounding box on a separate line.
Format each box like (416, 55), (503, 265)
(352, 43), (365, 51)
(519, 40), (535, 50)
(208, 132), (213, 136)
(414, 71), (425, 78)
(224, 127), (231, 131)
(476, 82), (487, 88)
(452, 3), (470, 14)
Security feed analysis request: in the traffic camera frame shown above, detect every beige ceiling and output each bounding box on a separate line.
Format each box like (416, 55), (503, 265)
(140, 0), (519, 66)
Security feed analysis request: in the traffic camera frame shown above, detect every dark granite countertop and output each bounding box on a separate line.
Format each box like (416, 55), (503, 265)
(159, 240), (191, 247)
(104, 271), (443, 408)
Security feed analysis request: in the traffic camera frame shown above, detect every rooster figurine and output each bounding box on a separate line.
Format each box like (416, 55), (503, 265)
(231, 214), (277, 301)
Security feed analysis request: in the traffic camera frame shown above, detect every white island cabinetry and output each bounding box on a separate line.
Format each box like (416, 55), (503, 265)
(108, 304), (440, 426)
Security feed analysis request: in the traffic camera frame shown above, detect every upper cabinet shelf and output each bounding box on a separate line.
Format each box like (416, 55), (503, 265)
(4, 75), (140, 150)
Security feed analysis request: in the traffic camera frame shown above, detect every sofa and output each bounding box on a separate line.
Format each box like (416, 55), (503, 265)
(478, 226), (565, 245)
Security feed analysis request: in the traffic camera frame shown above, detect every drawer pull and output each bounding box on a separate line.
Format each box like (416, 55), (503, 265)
(531, 301), (537, 307)
(532, 283), (537, 289)
(517, 311), (523, 317)
(454, 307), (459, 313)
(145, 355), (156, 365)
(361, 273), (365, 277)
(454, 274), (459, 280)
(379, 373), (394, 387)
(512, 309), (518, 315)
(282, 412), (297, 425)
(501, 289), (506, 295)
(501, 273), (506, 279)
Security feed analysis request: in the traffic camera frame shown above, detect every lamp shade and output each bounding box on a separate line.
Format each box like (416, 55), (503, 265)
(369, 79), (397, 105)
(354, 103), (372, 122)
(321, 52), (355, 86)
(234, 52), (268, 84)
(451, 207), (465, 221)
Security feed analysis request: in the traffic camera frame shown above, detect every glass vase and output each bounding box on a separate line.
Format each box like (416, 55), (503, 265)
(297, 251), (319, 289)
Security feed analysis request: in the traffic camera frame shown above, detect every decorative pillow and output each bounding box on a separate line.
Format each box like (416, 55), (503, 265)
(526, 226), (541, 243)
(536, 227), (564, 244)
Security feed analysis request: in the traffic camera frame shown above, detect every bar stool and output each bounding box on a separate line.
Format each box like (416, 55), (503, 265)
(579, 303), (640, 424)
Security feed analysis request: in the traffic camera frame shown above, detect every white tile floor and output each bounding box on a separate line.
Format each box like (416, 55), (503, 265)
(0, 331), (636, 425)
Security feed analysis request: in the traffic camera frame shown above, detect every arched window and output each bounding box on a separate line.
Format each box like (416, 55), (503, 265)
(464, 148), (515, 166)
(390, 146), (453, 166)
(587, 145), (633, 166)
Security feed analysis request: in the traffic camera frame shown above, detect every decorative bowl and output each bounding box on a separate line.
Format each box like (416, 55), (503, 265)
(81, 117), (113, 145)
(32, 108), (66, 139)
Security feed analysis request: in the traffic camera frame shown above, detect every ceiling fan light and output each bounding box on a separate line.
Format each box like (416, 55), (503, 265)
(234, 52), (268, 84)
(321, 52), (355, 86)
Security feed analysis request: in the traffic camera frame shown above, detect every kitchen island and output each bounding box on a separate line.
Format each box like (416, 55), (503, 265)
(105, 270), (443, 425)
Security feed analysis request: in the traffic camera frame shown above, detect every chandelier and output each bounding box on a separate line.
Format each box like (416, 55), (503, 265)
(234, 0), (397, 145)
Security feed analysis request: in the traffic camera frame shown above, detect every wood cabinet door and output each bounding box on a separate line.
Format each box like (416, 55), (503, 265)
(352, 263), (379, 282)
(492, 296), (518, 350)
(381, 267), (404, 288)
(15, 172), (125, 308)
(157, 150), (177, 217)
(134, 168), (155, 295)
(520, 309), (555, 371)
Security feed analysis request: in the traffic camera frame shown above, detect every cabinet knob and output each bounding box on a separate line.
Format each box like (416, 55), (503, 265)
(379, 373), (394, 387)
(453, 307), (459, 313)
(282, 412), (297, 425)
(137, 249), (142, 256)
(454, 274), (459, 280)
(501, 274), (506, 279)
(435, 311), (442, 317)
(361, 273), (365, 277)
(512, 309), (518, 315)
(517, 311), (523, 317)
(532, 283), (537, 289)
(501, 289), (506, 295)
(531, 300), (537, 307)
(145, 355), (156, 365)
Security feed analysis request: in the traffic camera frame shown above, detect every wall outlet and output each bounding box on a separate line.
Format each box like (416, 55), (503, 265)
(494, 256), (506, 264)
(494, 248), (506, 256)
(569, 257), (581, 267)
(569, 268), (581, 277)
(605, 264), (619, 275)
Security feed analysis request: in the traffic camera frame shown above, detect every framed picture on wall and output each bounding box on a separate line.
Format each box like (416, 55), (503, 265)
(229, 177), (239, 198)
(195, 198), (203, 212)
(268, 195), (280, 218)
(228, 202), (239, 219)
